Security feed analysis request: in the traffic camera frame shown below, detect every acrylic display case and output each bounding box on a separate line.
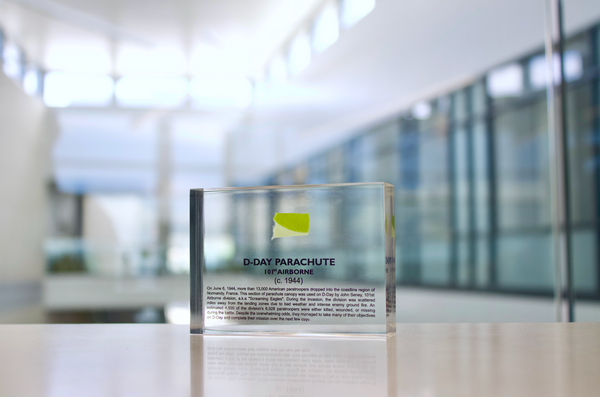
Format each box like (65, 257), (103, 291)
(190, 183), (395, 336)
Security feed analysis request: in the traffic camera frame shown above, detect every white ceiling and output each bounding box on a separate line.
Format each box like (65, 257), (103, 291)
(3, 0), (600, 187)
(0, 0), (322, 75)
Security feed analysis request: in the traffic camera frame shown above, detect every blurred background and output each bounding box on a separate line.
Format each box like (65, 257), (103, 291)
(1, 0), (600, 324)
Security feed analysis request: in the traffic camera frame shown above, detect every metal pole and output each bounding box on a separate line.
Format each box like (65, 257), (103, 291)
(545, 0), (574, 322)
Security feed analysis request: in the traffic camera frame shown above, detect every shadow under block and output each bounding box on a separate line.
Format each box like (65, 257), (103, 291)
(190, 183), (396, 336)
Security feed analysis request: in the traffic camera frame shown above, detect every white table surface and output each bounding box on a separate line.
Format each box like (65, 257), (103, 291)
(1, 323), (599, 397)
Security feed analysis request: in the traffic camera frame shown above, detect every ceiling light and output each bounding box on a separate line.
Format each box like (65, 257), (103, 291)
(412, 101), (432, 120)
(487, 63), (523, 98)
(46, 45), (112, 74)
(340, 0), (376, 29)
(529, 51), (583, 90)
(312, 2), (340, 53)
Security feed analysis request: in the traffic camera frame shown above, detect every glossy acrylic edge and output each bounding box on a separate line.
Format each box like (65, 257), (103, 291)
(384, 183), (396, 335)
(190, 189), (204, 334)
(202, 182), (386, 194)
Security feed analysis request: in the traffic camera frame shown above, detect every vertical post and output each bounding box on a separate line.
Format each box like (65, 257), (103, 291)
(448, 95), (458, 287)
(545, 0), (574, 322)
(465, 87), (477, 288)
(190, 189), (203, 333)
(157, 117), (172, 275)
(590, 27), (600, 300)
(74, 193), (84, 238)
(484, 77), (499, 289)
(109, 39), (117, 109)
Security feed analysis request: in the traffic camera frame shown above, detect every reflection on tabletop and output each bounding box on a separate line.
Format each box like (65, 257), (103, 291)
(190, 335), (397, 397)
(1, 324), (599, 397)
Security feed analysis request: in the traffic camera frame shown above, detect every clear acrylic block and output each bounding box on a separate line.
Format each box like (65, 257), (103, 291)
(190, 183), (396, 336)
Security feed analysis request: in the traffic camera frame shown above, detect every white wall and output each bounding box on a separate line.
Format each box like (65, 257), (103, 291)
(0, 73), (58, 322)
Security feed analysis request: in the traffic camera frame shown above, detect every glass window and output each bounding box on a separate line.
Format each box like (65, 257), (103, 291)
(306, 156), (328, 184)
(115, 76), (187, 108)
(563, 0), (600, 322)
(418, 119), (451, 286)
(420, 238), (450, 285)
(373, 121), (399, 185)
(45, 45), (112, 74)
(327, 148), (346, 183)
(471, 81), (487, 117)
(54, 167), (155, 194)
(451, 90), (467, 123)
(565, 32), (593, 74)
(52, 110), (158, 195)
(417, 97), (449, 133)
(572, 230), (597, 294)
(497, 233), (554, 291)
(190, 46), (247, 77)
(171, 116), (227, 170)
(473, 122), (490, 233)
(495, 100), (551, 231)
(476, 236), (490, 287)
(277, 170), (295, 186)
(293, 164), (308, 184)
(189, 76), (252, 109)
(353, 131), (377, 182)
(566, 85), (595, 225)
(399, 117), (420, 192)
(117, 48), (186, 75)
(453, 127), (469, 234)
(453, 126), (470, 287)
(268, 54), (288, 84)
(44, 72), (114, 107)
(473, 122), (490, 288)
